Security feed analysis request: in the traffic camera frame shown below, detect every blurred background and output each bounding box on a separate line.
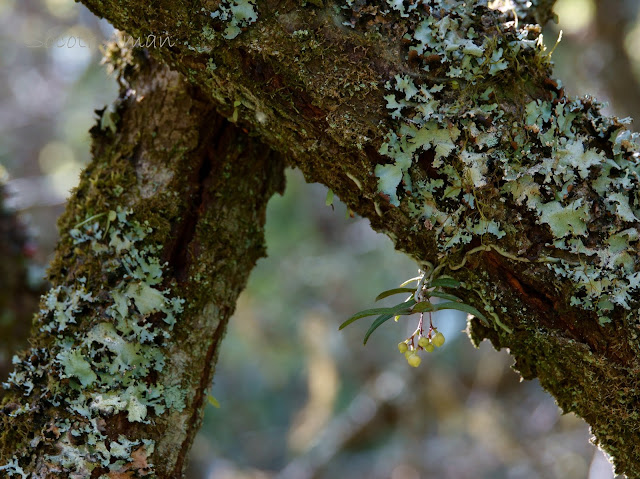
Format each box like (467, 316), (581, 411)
(0, 0), (637, 477)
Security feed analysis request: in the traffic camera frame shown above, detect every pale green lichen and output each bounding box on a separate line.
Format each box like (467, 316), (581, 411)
(0, 457), (28, 478)
(2, 208), (185, 475)
(368, 1), (524, 249)
(507, 99), (640, 317)
(344, 0), (640, 326)
(210, 0), (258, 39)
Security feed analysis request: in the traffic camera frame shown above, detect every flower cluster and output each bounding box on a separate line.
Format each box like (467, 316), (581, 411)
(398, 313), (446, 367)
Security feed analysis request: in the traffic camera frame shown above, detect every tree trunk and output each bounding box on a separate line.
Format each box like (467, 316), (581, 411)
(0, 50), (284, 477)
(4, 0), (640, 476)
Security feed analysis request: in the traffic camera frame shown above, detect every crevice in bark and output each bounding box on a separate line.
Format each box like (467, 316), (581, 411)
(486, 250), (553, 313)
(166, 114), (222, 283)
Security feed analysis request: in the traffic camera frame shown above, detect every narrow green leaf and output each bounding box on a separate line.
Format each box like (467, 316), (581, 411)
(363, 313), (394, 344)
(339, 300), (415, 330)
(412, 301), (434, 313)
(431, 301), (489, 326)
(429, 277), (461, 288)
(375, 287), (416, 301)
(428, 291), (462, 302)
(339, 308), (397, 330)
(362, 299), (416, 344)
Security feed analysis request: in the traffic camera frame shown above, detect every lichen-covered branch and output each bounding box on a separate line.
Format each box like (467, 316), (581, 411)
(0, 48), (284, 477)
(12, 0), (640, 475)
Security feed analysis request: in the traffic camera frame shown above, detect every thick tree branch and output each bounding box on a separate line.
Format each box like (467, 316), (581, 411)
(0, 50), (284, 477)
(5, 0), (640, 475)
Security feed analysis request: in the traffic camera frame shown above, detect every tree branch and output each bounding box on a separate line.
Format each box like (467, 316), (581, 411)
(6, 0), (640, 475)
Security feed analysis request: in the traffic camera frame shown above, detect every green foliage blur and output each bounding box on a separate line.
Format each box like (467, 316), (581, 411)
(1, 0), (635, 477)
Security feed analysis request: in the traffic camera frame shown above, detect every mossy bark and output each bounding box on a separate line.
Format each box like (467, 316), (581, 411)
(3, 0), (640, 476)
(0, 52), (284, 477)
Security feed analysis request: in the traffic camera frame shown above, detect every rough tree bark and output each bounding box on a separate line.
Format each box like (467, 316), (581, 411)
(3, 0), (640, 476)
(0, 49), (284, 476)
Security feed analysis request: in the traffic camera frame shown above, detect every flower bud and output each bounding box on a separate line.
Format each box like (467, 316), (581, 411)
(406, 352), (421, 367)
(433, 332), (445, 347)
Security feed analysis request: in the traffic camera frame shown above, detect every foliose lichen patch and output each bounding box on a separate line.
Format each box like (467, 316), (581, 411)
(341, 0), (640, 325)
(208, 0), (258, 39)
(1, 208), (185, 477)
